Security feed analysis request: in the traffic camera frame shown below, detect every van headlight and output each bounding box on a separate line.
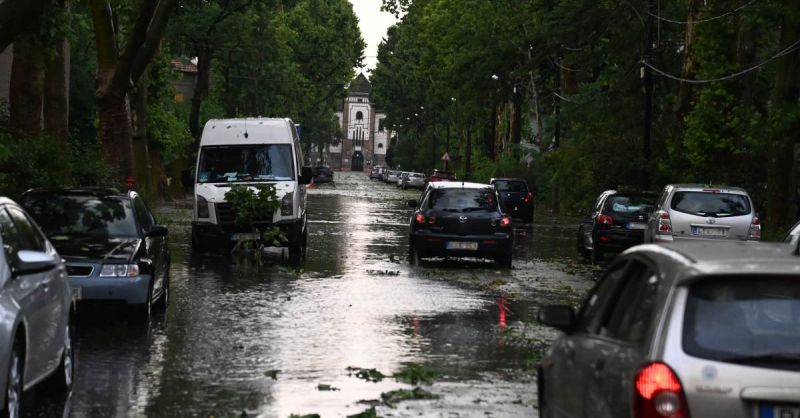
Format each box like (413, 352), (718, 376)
(197, 195), (209, 218)
(281, 192), (294, 216)
(99, 264), (140, 277)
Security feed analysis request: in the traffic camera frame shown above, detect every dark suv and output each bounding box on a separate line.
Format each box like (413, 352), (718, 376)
(23, 188), (170, 322)
(408, 182), (513, 268)
(578, 190), (657, 262)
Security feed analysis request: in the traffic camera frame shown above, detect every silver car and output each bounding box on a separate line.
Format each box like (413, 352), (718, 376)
(0, 198), (74, 418)
(403, 172), (426, 190)
(538, 240), (800, 418)
(397, 171), (408, 187)
(385, 170), (400, 184)
(645, 184), (760, 243)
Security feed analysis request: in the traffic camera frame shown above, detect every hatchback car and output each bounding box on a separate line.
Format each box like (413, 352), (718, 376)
(538, 240), (800, 418)
(23, 189), (170, 323)
(577, 190), (657, 261)
(490, 178), (534, 222)
(0, 197), (74, 418)
(428, 169), (456, 183)
(384, 170), (400, 184)
(645, 185), (760, 243)
(312, 166), (334, 184)
(370, 165), (385, 180)
(408, 182), (513, 268)
(403, 172), (426, 190)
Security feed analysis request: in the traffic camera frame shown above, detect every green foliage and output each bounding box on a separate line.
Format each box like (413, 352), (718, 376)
(224, 184), (282, 228)
(393, 363), (435, 385)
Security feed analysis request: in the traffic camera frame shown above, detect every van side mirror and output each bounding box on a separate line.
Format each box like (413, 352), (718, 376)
(300, 166), (313, 185)
(538, 305), (577, 332)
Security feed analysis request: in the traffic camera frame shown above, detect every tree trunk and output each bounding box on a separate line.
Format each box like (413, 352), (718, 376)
(511, 86), (523, 159)
(486, 106), (496, 161)
(766, 8), (800, 232)
(190, 47), (212, 141)
(9, 33), (44, 135)
(97, 84), (135, 180)
(465, 122), (472, 181)
(44, 36), (70, 140)
(676, 0), (702, 118)
(133, 73), (152, 196)
(0, 0), (49, 53)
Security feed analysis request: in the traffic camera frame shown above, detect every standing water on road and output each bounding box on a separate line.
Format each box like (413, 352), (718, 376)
(28, 172), (598, 418)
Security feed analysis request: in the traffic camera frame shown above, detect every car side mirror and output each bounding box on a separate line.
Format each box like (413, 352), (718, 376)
(538, 305), (577, 332)
(14, 250), (58, 276)
(407, 200), (418, 208)
(300, 166), (313, 185)
(145, 225), (169, 238)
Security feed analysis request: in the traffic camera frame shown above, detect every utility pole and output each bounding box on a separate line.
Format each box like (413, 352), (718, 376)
(642, 0), (655, 190)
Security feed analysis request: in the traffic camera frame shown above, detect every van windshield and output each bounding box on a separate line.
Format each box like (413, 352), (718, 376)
(197, 145), (294, 183)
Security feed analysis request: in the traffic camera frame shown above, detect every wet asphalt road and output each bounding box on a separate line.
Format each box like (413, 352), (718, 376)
(26, 172), (599, 418)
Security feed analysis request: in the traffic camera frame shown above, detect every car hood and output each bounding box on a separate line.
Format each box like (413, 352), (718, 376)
(51, 237), (141, 262)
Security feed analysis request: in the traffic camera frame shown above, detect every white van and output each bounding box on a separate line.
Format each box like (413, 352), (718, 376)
(191, 118), (312, 258)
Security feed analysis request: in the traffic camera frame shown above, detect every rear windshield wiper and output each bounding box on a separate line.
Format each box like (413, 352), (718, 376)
(722, 352), (800, 364)
(441, 208), (461, 212)
(462, 207), (489, 212)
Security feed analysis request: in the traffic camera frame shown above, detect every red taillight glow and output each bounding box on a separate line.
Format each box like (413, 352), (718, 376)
(597, 214), (614, 226)
(523, 192), (533, 205)
(500, 217), (511, 228)
(634, 362), (689, 418)
(415, 212), (426, 224)
(428, 216), (437, 225)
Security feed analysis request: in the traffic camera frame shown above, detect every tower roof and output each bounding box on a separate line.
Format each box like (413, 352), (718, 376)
(347, 73), (371, 96)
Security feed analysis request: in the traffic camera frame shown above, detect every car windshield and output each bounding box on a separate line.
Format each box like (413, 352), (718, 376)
(671, 191), (750, 217)
(428, 189), (498, 212)
(683, 277), (800, 371)
(493, 180), (527, 192)
(604, 194), (656, 214)
(23, 194), (138, 239)
(197, 144), (294, 183)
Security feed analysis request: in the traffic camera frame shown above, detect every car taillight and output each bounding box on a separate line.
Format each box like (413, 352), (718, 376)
(748, 216), (761, 240)
(657, 211), (672, 234)
(523, 192), (533, 204)
(499, 216), (511, 228)
(596, 214), (614, 226)
(415, 212), (426, 225)
(634, 362), (690, 418)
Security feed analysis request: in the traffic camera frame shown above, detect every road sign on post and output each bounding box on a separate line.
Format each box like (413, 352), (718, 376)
(441, 152), (450, 171)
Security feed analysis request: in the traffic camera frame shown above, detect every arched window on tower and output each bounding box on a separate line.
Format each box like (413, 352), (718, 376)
(356, 111), (363, 121)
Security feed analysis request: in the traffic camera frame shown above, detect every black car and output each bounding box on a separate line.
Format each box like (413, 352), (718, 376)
(312, 166), (334, 184)
(22, 188), (170, 322)
(490, 178), (534, 222)
(577, 190), (657, 262)
(408, 182), (513, 268)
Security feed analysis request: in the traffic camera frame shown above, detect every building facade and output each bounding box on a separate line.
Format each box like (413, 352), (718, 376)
(313, 73), (390, 171)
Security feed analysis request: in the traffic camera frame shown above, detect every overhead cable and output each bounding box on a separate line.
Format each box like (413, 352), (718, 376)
(648, 0), (758, 24)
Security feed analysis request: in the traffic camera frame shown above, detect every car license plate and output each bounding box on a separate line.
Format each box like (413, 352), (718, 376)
(626, 222), (646, 230)
(446, 241), (478, 251)
(231, 232), (260, 241)
(759, 404), (800, 418)
(691, 226), (728, 237)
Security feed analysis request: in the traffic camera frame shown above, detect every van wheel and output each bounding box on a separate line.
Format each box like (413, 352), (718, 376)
(191, 228), (207, 253)
(2, 341), (23, 418)
(288, 228), (308, 265)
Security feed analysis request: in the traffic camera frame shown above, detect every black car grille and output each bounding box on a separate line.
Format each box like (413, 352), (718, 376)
(215, 202), (237, 225)
(66, 265), (94, 277)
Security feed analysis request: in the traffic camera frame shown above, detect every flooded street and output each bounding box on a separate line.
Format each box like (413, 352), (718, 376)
(27, 172), (598, 418)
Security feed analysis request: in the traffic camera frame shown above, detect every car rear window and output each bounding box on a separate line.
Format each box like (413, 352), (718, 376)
(23, 194), (138, 239)
(683, 277), (800, 371)
(670, 191), (750, 217)
(428, 189), (498, 212)
(494, 181), (528, 193)
(603, 194), (656, 214)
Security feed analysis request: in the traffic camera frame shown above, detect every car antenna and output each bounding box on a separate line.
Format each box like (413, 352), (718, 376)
(244, 117), (249, 138)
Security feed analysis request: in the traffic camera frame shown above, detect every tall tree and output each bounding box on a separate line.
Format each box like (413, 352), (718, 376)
(89, 0), (177, 181)
(0, 0), (49, 53)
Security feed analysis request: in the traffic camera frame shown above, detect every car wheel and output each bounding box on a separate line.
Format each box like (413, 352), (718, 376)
(494, 254), (512, 269)
(2, 341), (23, 418)
(408, 244), (422, 266)
(154, 272), (169, 311)
(591, 246), (604, 263)
(47, 320), (74, 392)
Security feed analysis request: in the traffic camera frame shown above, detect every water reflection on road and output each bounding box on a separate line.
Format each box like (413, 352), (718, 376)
(26, 172), (597, 418)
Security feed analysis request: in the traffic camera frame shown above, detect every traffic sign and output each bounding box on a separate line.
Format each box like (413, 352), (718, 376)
(441, 152), (450, 161)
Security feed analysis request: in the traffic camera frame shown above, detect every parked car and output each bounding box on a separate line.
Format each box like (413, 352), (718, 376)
(645, 185), (760, 243)
(403, 172), (427, 190)
(376, 167), (387, 181)
(192, 118), (312, 259)
(312, 166), (334, 184)
(408, 182), (513, 268)
(397, 172), (408, 187)
(490, 178), (534, 222)
(785, 219), (800, 245)
(370, 165), (384, 179)
(538, 240), (800, 418)
(577, 190), (657, 261)
(23, 188), (170, 323)
(385, 170), (400, 184)
(0, 197), (74, 417)
(427, 169), (456, 183)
